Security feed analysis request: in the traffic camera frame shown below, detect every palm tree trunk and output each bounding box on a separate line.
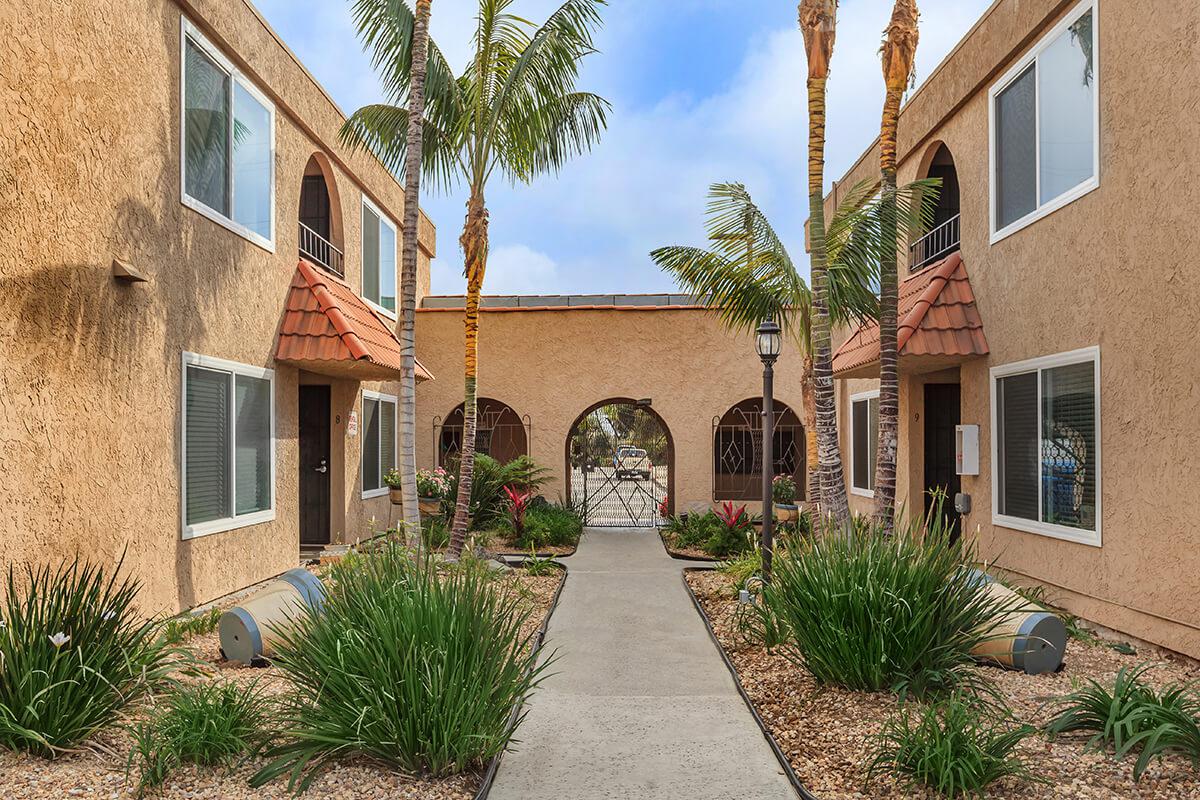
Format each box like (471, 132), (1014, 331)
(799, 0), (848, 526)
(398, 0), (433, 547)
(874, 0), (919, 532)
(802, 352), (820, 507)
(446, 189), (488, 560)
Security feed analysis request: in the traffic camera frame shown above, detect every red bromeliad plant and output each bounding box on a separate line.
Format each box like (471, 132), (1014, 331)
(658, 495), (670, 520)
(717, 501), (752, 534)
(503, 485), (533, 537)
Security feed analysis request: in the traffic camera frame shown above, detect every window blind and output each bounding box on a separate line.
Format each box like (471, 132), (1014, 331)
(234, 375), (271, 515)
(996, 65), (1036, 229)
(997, 371), (1039, 521)
(185, 366), (231, 525)
(380, 400), (396, 479)
(852, 397), (878, 491)
(362, 397), (381, 491)
(362, 205), (381, 306)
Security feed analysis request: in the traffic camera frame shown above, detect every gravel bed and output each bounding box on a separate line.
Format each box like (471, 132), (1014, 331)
(0, 568), (564, 800)
(657, 530), (716, 561)
(687, 569), (1200, 800)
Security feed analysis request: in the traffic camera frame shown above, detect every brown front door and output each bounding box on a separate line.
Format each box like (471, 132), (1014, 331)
(923, 383), (961, 541)
(299, 385), (331, 546)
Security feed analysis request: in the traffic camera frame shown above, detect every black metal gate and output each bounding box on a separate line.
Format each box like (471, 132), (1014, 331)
(568, 403), (669, 527)
(434, 398), (531, 469)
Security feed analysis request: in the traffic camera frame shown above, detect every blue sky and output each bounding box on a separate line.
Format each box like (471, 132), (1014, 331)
(255, 0), (993, 295)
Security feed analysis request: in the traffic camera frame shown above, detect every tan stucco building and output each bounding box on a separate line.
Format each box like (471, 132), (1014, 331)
(1, 0), (436, 614)
(414, 296), (811, 525)
(828, 0), (1200, 657)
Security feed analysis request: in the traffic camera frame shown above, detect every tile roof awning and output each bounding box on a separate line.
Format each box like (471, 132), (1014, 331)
(833, 252), (988, 378)
(276, 260), (433, 382)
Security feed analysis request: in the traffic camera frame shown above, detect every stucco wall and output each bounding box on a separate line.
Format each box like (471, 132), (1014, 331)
(0, 0), (433, 614)
(414, 307), (809, 516)
(829, 0), (1200, 656)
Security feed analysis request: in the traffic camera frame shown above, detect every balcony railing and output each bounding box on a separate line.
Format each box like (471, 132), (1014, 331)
(298, 221), (345, 278)
(909, 213), (960, 271)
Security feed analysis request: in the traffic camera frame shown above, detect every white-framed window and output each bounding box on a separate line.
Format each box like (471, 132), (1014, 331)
(990, 346), (1101, 546)
(989, 0), (1098, 243)
(180, 18), (276, 250)
(361, 197), (397, 317)
(181, 353), (275, 539)
(361, 390), (397, 498)
(849, 390), (880, 497)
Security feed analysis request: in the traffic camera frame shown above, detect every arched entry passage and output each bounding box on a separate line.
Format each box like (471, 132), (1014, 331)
(713, 398), (805, 502)
(436, 398), (529, 468)
(566, 399), (673, 527)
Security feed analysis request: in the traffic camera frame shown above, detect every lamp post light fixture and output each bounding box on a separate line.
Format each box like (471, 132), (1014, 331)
(755, 319), (782, 583)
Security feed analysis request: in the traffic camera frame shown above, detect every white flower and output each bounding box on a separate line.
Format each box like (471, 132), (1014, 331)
(48, 632), (70, 648)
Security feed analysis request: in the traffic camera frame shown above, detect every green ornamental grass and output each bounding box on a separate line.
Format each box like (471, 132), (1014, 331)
(128, 680), (271, 797)
(868, 694), (1040, 798)
(1046, 662), (1200, 779)
(251, 543), (549, 792)
(758, 512), (1014, 697)
(0, 556), (178, 757)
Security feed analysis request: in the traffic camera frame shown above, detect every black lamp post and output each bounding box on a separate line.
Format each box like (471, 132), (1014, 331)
(756, 319), (782, 582)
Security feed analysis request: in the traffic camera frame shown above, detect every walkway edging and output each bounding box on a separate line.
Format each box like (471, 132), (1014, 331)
(681, 568), (820, 800)
(475, 562), (569, 800)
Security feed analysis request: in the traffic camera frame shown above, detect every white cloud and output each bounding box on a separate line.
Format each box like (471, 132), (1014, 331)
(476, 244), (562, 295)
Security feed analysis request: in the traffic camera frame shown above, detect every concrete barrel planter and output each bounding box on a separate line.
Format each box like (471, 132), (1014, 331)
(388, 487), (404, 505)
(419, 497), (442, 516)
(774, 503), (799, 522)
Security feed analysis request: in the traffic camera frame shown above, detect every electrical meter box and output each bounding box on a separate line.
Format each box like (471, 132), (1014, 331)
(955, 425), (979, 476)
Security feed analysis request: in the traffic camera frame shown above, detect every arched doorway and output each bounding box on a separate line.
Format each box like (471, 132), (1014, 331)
(436, 398), (529, 469)
(298, 153), (345, 276)
(910, 142), (960, 270)
(566, 399), (673, 527)
(712, 398), (805, 502)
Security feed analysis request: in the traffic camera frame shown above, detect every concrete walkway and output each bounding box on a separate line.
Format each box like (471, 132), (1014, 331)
(489, 528), (796, 800)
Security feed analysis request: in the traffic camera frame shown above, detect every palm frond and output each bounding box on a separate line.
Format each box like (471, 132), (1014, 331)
(338, 104), (463, 192)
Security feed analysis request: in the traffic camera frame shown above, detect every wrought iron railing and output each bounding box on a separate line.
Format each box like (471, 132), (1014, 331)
(909, 213), (960, 271)
(298, 221), (345, 278)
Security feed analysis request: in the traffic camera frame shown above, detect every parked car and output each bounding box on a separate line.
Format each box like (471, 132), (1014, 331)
(614, 446), (652, 481)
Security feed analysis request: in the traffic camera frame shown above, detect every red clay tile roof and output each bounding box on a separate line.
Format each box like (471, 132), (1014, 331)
(832, 252), (988, 376)
(276, 260), (432, 381)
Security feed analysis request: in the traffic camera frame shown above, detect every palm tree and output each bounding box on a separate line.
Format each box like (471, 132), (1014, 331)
(346, 0), (435, 545)
(797, 0), (849, 523)
(341, 0), (609, 559)
(874, 0), (920, 530)
(652, 181), (933, 510)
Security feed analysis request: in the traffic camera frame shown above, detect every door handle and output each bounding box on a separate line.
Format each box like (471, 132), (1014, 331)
(315, 459), (328, 474)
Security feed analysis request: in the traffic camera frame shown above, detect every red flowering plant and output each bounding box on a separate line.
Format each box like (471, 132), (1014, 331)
(658, 495), (670, 519)
(503, 485), (533, 538)
(706, 501), (755, 558)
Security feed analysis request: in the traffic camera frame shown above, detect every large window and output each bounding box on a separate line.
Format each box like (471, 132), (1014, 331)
(990, 1), (1097, 241)
(850, 391), (880, 497)
(991, 347), (1100, 546)
(361, 390), (397, 498)
(182, 353), (275, 539)
(181, 20), (275, 248)
(361, 198), (397, 316)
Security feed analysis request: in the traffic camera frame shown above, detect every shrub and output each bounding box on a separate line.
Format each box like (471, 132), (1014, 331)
(442, 455), (550, 530)
(416, 467), (451, 498)
(421, 517), (450, 550)
(252, 543), (547, 791)
(0, 556), (178, 757)
(868, 694), (1039, 798)
(128, 680), (271, 797)
(161, 606), (222, 645)
(771, 475), (797, 504)
(1046, 662), (1200, 780)
(717, 548), (763, 596)
(758, 512), (1014, 697)
(704, 502), (754, 558)
(513, 504), (584, 550)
